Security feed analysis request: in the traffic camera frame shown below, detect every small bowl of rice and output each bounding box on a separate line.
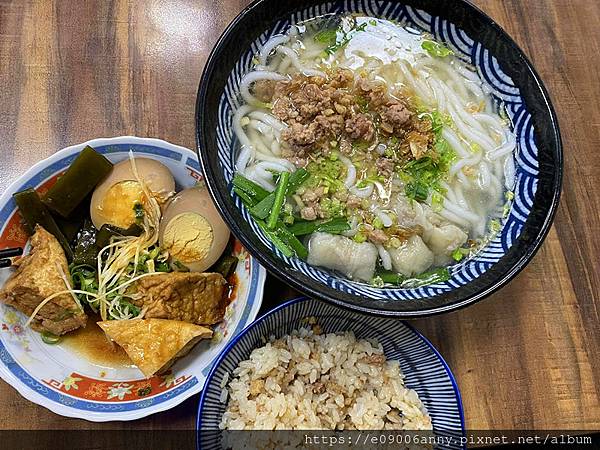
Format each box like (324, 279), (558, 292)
(197, 297), (464, 447)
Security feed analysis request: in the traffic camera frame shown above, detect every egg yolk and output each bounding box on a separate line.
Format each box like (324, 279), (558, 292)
(99, 180), (145, 228)
(162, 212), (214, 264)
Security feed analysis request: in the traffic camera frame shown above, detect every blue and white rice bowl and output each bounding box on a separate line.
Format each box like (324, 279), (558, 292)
(197, 297), (465, 449)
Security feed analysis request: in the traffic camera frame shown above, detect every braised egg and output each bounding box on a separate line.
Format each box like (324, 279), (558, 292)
(159, 186), (230, 272)
(90, 158), (175, 229)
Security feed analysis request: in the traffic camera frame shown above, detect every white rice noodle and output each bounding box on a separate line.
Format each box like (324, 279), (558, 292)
(375, 210), (393, 227)
(377, 244), (393, 271)
(235, 146), (253, 174)
(247, 129), (273, 155)
(253, 151), (295, 171)
(233, 104), (255, 150)
(504, 155), (516, 190)
(248, 111), (288, 133)
(276, 46), (326, 78)
(449, 153), (482, 177)
(338, 155), (357, 188)
(244, 166), (275, 191)
(270, 139), (281, 156)
(350, 183), (374, 198)
(441, 199), (480, 225)
(488, 131), (516, 160)
(239, 71), (287, 105)
(255, 160), (292, 174)
(474, 112), (505, 134)
(277, 56), (293, 73)
(441, 127), (471, 159)
(248, 119), (273, 136)
(233, 21), (519, 252)
(259, 35), (290, 66)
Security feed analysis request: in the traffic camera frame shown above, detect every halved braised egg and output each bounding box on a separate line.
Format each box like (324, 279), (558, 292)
(90, 158), (175, 229)
(159, 186), (230, 272)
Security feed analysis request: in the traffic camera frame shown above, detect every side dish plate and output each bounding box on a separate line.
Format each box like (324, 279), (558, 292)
(0, 136), (266, 421)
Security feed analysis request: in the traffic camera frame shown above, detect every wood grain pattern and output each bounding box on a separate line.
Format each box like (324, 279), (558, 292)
(0, 0), (598, 433)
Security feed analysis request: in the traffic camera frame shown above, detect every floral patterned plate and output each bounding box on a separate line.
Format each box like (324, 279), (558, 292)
(0, 136), (266, 421)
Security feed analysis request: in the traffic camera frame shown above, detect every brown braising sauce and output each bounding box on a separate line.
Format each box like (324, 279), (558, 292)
(61, 314), (134, 368)
(62, 273), (239, 369)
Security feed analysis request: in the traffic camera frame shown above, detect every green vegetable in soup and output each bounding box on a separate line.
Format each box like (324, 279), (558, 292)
(402, 267), (451, 287)
(256, 220), (294, 258)
(376, 270), (406, 285)
(322, 22), (368, 55)
(274, 222), (308, 259)
(267, 172), (290, 230)
(230, 171), (318, 260)
(249, 169), (309, 219)
(287, 217), (350, 236)
(374, 267), (451, 288)
(232, 174), (269, 203)
(43, 146), (113, 218)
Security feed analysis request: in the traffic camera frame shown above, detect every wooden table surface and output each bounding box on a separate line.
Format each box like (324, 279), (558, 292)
(0, 0), (598, 434)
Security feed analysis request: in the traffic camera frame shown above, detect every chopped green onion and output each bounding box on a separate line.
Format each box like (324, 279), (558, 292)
(356, 175), (384, 189)
(406, 182), (429, 202)
(451, 248), (465, 262)
(353, 232), (367, 243)
(489, 219), (502, 233)
(314, 28), (338, 45)
(119, 300), (141, 317)
(431, 191), (444, 212)
(421, 40), (454, 58)
(155, 261), (170, 272)
(371, 276), (385, 288)
(41, 331), (60, 345)
(375, 267), (451, 287)
(172, 260), (190, 272)
(322, 22), (368, 55)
